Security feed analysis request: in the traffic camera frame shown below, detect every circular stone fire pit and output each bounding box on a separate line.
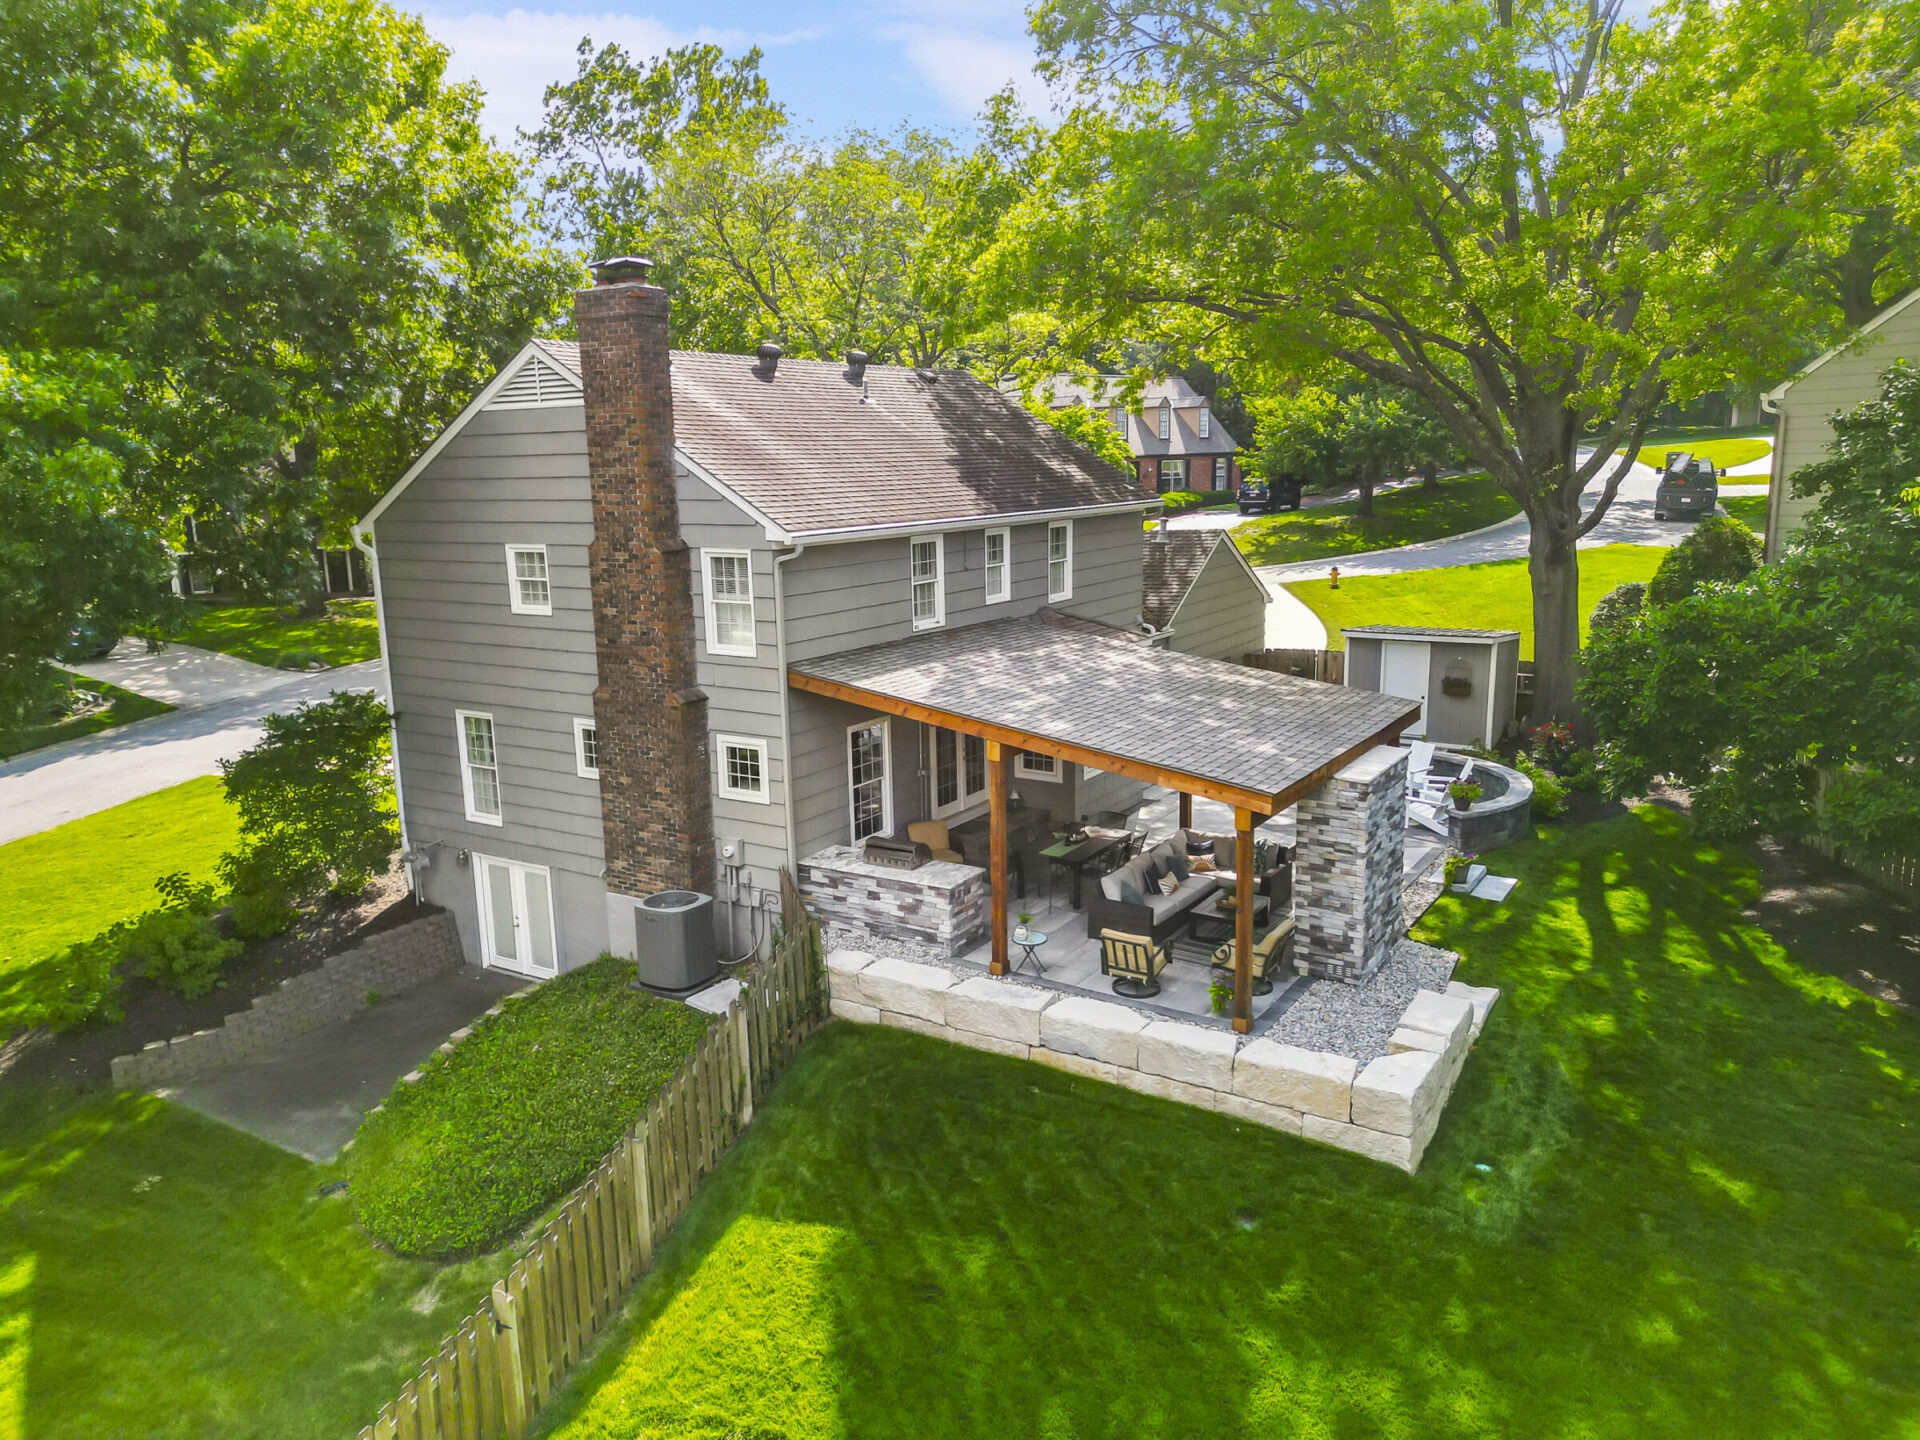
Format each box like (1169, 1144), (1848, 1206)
(1429, 753), (1532, 852)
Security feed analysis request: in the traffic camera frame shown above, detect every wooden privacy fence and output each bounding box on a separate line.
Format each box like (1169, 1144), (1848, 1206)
(355, 907), (826, 1440)
(1241, 648), (1346, 684)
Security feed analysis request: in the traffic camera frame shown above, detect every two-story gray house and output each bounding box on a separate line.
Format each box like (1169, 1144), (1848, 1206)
(356, 264), (1185, 980)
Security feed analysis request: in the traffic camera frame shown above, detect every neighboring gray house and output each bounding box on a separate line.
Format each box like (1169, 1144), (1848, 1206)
(358, 286), (1169, 980)
(1142, 530), (1268, 661)
(1761, 285), (1920, 560)
(1044, 374), (1243, 494)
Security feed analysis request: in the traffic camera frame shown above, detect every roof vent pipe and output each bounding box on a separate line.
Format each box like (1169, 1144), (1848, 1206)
(756, 341), (782, 374)
(846, 349), (868, 380)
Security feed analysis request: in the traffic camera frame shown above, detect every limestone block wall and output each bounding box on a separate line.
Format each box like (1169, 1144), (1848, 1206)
(1294, 746), (1409, 983)
(826, 949), (1499, 1173)
(110, 911), (463, 1091)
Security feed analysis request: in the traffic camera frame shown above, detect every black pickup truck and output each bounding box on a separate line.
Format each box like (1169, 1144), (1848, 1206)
(1653, 451), (1720, 521)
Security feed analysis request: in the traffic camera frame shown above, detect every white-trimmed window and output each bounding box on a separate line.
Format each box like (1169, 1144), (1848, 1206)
(983, 527), (1010, 604)
(848, 720), (891, 841)
(1110, 405), (1125, 435)
(1047, 520), (1073, 601)
(717, 735), (770, 804)
(910, 535), (944, 630)
(1158, 400), (1171, 440)
(456, 710), (504, 825)
(1215, 456), (1230, 487)
(1158, 458), (1186, 492)
(573, 718), (598, 779)
(1016, 751), (1061, 783)
(505, 545), (552, 616)
(704, 550), (755, 656)
(1199, 404), (1212, 439)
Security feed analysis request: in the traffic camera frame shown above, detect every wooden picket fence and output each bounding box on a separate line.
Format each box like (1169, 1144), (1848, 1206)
(355, 894), (826, 1440)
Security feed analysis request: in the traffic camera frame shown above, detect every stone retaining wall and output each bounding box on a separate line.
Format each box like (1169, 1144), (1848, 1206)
(827, 950), (1497, 1172)
(111, 910), (463, 1091)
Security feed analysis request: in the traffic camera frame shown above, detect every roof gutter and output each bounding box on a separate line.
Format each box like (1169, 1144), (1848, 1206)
(772, 539), (807, 871)
(351, 522), (414, 894)
(790, 499), (1160, 546)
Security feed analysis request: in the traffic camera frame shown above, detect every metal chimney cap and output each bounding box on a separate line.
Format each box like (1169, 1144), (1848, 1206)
(589, 256), (654, 285)
(756, 341), (783, 371)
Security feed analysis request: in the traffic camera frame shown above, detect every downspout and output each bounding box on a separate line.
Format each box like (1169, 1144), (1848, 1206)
(772, 539), (808, 874)
(353, 523), (415, 898)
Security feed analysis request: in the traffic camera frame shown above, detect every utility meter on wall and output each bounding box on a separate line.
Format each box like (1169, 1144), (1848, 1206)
(715, 837), (745, 870)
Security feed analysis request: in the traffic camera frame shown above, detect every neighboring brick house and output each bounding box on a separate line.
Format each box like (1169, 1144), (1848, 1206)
(1044, 374), (1243, 494)
(1761, 284), (1920, 561)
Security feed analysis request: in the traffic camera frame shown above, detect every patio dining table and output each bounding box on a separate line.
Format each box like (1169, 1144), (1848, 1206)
(1040, 830), (1127, 910)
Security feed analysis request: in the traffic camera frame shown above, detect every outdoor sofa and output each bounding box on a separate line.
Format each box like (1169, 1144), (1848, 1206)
(1084, 829), (1292, 943)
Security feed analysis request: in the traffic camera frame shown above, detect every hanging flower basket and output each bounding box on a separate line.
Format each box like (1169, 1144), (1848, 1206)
(1440, 673), (1473, 698)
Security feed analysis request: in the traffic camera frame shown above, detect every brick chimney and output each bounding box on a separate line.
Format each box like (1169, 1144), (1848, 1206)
(575, 256), (714, 897)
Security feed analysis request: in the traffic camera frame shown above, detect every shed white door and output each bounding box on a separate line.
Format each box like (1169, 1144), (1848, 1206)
(476, 856), (558, 977)
(1379, 640), (1431, 737)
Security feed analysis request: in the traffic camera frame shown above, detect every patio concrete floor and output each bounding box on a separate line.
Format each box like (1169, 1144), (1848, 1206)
(164, 966), (522, 1163)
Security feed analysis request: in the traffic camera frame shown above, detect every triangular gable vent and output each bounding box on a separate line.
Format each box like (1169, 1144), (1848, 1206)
(487, 353), (583, 410)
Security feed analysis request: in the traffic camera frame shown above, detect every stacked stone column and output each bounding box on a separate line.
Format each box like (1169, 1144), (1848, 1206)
(1292, 745), (1408, 983)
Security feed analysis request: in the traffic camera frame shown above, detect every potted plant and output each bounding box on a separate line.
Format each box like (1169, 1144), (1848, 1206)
(1440, 674), (1473, 698)
(1443, 851), (1477, 888)
(1209, 979), (1233, 1015)
(1014, 912), (1034, 942)
(1448, 780), (1484, 811)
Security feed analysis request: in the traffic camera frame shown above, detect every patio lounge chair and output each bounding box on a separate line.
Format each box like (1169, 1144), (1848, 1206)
(1209, 916), (1297, 996)
(1099, 929), (1170, 999)
(905, 820), (963, 863)
(1405, 740), (1436, 796)
(1408, 800), (1451, 838)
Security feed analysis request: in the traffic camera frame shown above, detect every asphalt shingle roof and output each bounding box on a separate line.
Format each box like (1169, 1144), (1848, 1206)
(1141, 531), (1222, 630)
(533, 341), (1151, 536)
(789, 611), (1418, 809)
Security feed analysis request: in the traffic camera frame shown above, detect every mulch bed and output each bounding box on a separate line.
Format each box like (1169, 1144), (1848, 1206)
(2, 867), (434, 1091)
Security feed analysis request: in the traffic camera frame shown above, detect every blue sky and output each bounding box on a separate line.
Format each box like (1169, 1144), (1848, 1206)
(415, 0), (1055, 144)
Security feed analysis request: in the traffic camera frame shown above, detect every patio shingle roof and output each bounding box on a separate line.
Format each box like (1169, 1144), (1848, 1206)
(788, 612), (1419, 813)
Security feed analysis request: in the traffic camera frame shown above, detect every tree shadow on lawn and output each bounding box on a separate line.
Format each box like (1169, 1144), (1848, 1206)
(0, 1086), (505, 1440)
(534, 806), (1920, 1440)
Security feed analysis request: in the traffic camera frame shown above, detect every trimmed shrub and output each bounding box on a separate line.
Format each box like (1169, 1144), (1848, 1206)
(120, 873), (240, 999)
(1589, 581), (1646, 637)
(347, 957), (711, 1257)
(1647, 515), (1762, 606)
(1513, 752), (1569, 817)
(25, 934), (127, 1032)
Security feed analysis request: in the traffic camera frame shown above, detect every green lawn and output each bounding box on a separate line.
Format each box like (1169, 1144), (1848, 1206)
(174, 599), (379, 668)
(0, 1086), (507, 1440)
(530, 807), (1920, 1439)
(0, 678), (173, 760)
(1232, 473), (1520, 565)
(1287, 543), (1666, 656)
(1635, 434), (1773, 469)
(1725, 495), (1769, 534)
(0, 778), (239, 1026)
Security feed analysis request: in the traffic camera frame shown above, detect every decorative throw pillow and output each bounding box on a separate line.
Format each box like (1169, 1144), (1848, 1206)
(1190, 855), (1216, 873)
(1157, 871), (1181, 897)
(1168, 849), (1191, 882)
(1117, 879), (1146, 907)
(1186, 833), (1214, 856)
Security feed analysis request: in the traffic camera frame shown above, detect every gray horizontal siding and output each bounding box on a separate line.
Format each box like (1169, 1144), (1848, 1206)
(1168, 547), (1266, 661)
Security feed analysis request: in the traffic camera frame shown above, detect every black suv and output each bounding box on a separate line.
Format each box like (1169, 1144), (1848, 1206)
(1238, 475), (1303, 514)
(1653, 451), (1720, 521)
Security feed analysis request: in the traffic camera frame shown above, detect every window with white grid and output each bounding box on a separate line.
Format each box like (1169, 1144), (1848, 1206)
(1158, 400), (1171, 439)
(1047, 520), (1073, 601)
(717, 735), (769, 803)
(457, 710), (503, 823)
(1199, 404), (1211, 439)
(573, 718), (598, 779)
(910, 536), (943, 630)
(505, 545), (551, 615)
(848, 721), (890, 840)
(704, 551), (755, 656)
(984, 528), (1009, 604)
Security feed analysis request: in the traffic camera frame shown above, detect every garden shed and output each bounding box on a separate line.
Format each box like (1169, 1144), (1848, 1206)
(1341, 626), (1520, 747)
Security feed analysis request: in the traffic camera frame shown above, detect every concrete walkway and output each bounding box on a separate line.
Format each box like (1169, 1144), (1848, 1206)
(165, 966), (522, 1162)
(68, 639), (306, 709)
(0, 654), (385, 844)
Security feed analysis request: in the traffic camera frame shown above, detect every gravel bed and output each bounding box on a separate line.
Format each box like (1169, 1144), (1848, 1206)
(823, 922), (950, 968)
(1265, 938), (1458, 1065)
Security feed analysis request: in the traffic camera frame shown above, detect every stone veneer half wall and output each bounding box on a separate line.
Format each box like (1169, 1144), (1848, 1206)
(1294, 745), (1409, 983)
(825, 950), (1497, 1173)
(800, 848), (989, 957)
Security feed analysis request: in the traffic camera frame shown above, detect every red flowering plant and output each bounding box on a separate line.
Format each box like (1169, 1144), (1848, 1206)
(1528, 721), (1577, 768)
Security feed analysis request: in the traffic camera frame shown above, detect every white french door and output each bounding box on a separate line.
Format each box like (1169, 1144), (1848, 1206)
(1379, 641), (1431, 738)
(475, 856), (558, 977)
(931, 727), (988, 818)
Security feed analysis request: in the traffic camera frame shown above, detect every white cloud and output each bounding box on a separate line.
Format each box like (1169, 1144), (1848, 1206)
(887, 27), (1053, 120)
(421, 9), (817, 142)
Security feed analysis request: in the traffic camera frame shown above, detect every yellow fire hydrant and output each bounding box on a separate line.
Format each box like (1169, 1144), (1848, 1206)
(1329, 566), (1341, 589)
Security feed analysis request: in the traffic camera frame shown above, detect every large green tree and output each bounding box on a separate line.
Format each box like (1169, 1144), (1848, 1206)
(998, 0), (1917, 719)
(1580, 363), (1920, 857)
(0, 0), (570, 691)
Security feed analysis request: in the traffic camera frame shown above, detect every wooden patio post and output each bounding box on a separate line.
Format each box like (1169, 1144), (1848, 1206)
(1233, 808), (1256, 1034)
(1178, 793), (1193, 831)
(988, 740), (1009, 976)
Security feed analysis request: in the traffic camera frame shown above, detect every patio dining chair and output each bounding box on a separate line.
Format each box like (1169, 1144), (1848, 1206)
(1209, 916), (1297, 996)
(1098, 929), (1170, 999)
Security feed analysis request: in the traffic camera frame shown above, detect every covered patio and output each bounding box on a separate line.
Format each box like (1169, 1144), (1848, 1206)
(789, 612), (1419, 1032)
